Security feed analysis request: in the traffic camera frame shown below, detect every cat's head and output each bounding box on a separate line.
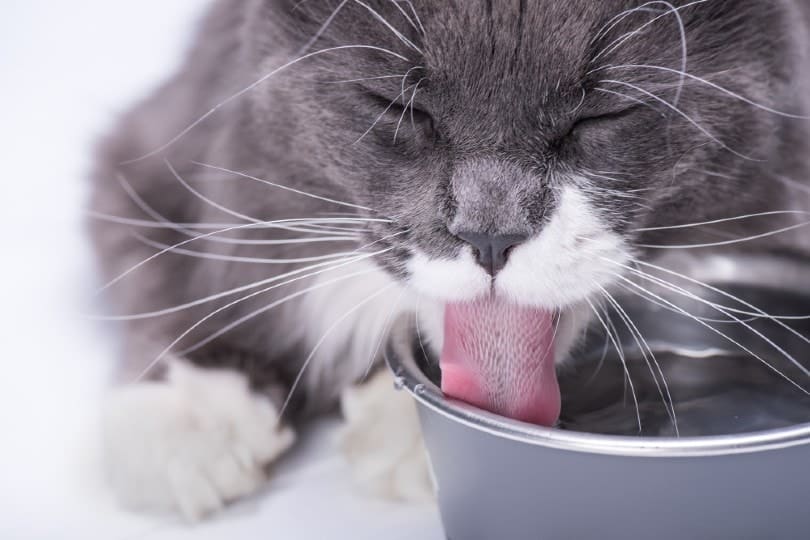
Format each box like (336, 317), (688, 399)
(253, 0), (803, 354)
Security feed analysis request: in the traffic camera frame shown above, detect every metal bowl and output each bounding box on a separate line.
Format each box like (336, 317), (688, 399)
(386, 254), (810, 540)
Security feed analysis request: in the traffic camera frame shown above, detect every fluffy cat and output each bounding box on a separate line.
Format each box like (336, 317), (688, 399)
(90, 0), (810, 519)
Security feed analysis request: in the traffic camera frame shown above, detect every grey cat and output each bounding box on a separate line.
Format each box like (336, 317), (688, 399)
(91, 0), (810, 519)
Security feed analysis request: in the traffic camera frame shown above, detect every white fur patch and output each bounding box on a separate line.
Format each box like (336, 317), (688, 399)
(102, 361), (294, 520)
(495, 186), (630, 308)
(296, 260), (418, 399)
(340, 370), (434, 502)
(406, 246), (491, 302)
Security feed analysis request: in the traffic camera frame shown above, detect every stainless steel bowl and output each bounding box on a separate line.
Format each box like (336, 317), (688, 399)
(386, 254), (810, 540)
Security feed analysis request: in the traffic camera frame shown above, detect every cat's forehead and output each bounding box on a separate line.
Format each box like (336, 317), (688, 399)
(411, 2), (625, 141)
(414, 3), (636, 107)
(420, 2), (620, 78)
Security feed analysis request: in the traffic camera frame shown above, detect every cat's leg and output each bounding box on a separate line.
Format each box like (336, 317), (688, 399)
(102, 358), (295, 520)
(339, 369), (434, 502)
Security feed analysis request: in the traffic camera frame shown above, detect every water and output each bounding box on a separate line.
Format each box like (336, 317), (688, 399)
(558, 350), (810, 437)
(558, 284), (810, 437)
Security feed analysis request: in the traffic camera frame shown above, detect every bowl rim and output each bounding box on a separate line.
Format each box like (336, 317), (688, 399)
(386, 321), (810, 458)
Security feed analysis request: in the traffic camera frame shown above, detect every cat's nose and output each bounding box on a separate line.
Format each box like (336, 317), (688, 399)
(456, 232), (528, 276)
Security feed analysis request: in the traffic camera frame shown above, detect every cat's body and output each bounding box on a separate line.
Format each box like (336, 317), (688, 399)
(92, 0), (810, 519)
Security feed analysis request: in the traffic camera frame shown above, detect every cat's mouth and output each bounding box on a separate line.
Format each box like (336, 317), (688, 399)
(440, 298), (561, 427)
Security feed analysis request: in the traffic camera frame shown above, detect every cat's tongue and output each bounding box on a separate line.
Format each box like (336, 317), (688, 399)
(440, 299), (560, 426)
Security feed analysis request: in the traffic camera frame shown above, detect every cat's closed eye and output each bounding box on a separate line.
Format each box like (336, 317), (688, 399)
(364, 91), (436, 143)
(569, 104), (644, 135)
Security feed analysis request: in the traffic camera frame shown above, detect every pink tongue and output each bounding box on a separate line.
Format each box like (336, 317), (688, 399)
(440, 298), (560, 427)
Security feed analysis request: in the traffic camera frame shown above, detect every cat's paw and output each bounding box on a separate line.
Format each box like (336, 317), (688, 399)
(102, 361), (295, 520)
(340, 370), (434, 503)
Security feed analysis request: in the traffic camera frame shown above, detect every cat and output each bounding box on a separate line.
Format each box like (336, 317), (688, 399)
(90, 0), (810, 520)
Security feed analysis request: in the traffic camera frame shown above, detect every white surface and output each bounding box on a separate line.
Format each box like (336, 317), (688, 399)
(0, 2), (442, 538)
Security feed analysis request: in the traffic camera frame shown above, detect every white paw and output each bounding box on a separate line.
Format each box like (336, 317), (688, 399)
(340, 370), (434, 503)
(102, 361), (295, 520)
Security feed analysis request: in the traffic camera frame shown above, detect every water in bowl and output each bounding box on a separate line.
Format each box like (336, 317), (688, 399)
(559, 283), (810, 437)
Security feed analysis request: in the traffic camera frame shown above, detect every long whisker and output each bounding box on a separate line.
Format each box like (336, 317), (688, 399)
(581, 302), (613, 389)
(362, 287), (406, 381)
(92, 255), (370, 321)
(95, 216), (373, 293)
(87, 211), (378, 235)
(635, 221), (810, 249)
(399, 0), (426, 36)
(776, 174), (810, 196)
(192, 161), (380, 214)
(166, 160), (260, 223)
(295, 0), (350, 55)
(174, 230), (405, 354)
(591, 64), (810, 119)
(355, 81), (418, 144)
(116, 173), (354, 246)
(131, 231), (357, 265)
(414, 294), (432, 366)
(395, 77), (425, 141)
(635, 210), (810, 232)
(584, 296), (643, 432)
(121, 44), (410, 164)
(599, 79), (755, 160)
(592, 1), (678, 44)
(594, 87), (665, 116)
(610, 270), (810, 395)
(387, 0), (419, 32)
(323, 73), (411, 84)
(138, 263), (386, 381)
(353, 0), (422, 53)
(606, 257), (810, 378)
(87, 211), (246, 230)
(629, 256), (810, 339)
(598, 284), (679, 434)
(591, 0), (708, 66)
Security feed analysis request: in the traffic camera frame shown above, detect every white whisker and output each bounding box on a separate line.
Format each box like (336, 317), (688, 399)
(630, 257), (810, 341)
(592, 64), (810, 119)
(137, 261), (387, 381)
(355, 81), (418, 144)
(584, 296), (643, 432)
(92, 255), (369, 321)
(635, 221), (810, 249)
(131, 231), (357, 265)
(353, 0), (422, 53)
(166, 160), (260, 223)
(611, 270), (810, 395)
(192, 161), (380, 213)
(598, 79), (755, 160)
(598, 284), (679, 434)
(95, 216), (377, 293)
(635, 210), (810, 232)
(362, 288), (406, 381)
(295, 0), (350, 55)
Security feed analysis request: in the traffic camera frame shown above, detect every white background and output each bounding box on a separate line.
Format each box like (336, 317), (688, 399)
(0, 2), (443, 538)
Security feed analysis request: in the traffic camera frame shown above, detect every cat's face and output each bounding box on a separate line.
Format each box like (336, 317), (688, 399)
(262, 0), (793, 343)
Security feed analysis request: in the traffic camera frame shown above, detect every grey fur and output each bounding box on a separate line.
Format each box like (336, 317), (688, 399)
(91, 0), (810, 418)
